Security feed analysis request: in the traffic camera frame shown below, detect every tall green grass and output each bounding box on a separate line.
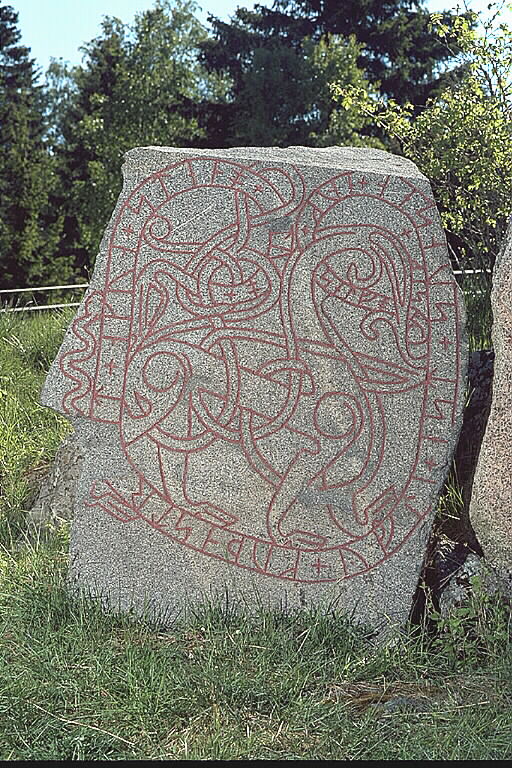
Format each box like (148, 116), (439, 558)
(0, 309), (73, 545)
(1, 535), (511, 760)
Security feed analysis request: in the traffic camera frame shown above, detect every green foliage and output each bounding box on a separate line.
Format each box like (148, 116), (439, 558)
(0, 4), (65, 289)
(203, 0), (470, 114)
(430, 572), (511, 671)
(299, 34), (384, 147)
(201, 18), (380, 148)
(331, 5), (512, 280)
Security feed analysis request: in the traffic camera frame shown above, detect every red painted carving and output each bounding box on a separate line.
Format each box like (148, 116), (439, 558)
(57, 157), (462, 583)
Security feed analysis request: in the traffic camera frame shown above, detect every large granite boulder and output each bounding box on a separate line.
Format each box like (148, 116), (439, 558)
(470, 219), (512, 589)
(41, 146), (467, 630)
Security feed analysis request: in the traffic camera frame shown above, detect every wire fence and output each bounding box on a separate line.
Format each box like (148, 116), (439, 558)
(0, 268), (491, 314)
(0, 283), (89, 313)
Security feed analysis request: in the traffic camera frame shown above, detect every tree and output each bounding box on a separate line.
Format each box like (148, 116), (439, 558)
(204, 29), (379, 147)
(200, 0), (471, 143)
(304, 34), (383, 147)
(0, 4), (62, 289)
(52, 0), (227, 275)
(271, 0), (471, 104)
(199, 5), (383, 148)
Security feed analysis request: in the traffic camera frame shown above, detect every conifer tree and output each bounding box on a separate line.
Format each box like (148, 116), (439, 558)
(0, 3), (62, 289)
(269, 0), (469, 104)
(199, 0), (470, 147)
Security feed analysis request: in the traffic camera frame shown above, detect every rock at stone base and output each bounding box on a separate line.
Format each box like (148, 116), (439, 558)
(438, 553), (511, 618)
(469, 217), (512, 585)
(40, 145), (467, 631)
(27, 432), (83, 537)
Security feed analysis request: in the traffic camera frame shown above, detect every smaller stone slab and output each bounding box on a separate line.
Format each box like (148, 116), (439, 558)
(41, 146), (467, 630)
(28, 432), (83, 537)
(470, 218), (512, 587)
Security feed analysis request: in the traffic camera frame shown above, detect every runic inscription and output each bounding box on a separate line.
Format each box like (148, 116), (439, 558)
(43, 147), (465, 600)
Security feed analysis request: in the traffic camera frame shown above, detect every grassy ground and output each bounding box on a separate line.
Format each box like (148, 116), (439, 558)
(0, 308), (511, 761)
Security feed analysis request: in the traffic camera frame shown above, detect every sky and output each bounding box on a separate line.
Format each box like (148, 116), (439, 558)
(14, 0), (246, 76)
(12, 0), (512, 78)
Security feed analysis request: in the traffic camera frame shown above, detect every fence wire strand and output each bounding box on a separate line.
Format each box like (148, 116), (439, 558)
(0, 270), (490, 313)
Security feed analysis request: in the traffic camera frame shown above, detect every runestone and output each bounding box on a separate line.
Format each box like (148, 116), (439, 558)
(470, 217), (512, 584)
(41, 146), (467, 628)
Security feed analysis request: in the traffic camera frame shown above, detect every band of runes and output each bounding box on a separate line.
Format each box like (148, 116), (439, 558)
(57, 156), (462, 584)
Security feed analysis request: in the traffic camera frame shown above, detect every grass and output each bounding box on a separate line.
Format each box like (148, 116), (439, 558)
(0, 306), (511, 760)
(0, 308), (73, 545)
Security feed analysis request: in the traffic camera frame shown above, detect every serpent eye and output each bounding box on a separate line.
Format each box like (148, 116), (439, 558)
(143, 214), (176, 251)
